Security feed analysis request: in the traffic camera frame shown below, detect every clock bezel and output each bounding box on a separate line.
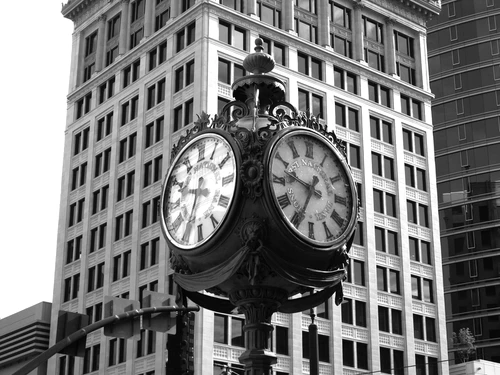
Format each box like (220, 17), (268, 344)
(160, 130), (241, 252)
(264, 127), (358, 249)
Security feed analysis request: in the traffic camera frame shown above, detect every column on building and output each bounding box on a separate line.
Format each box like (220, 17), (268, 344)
(171, 1), (182, 18)
(384, 18), (397, 76)
(144, 0), (154, 37)
(283, 0), (294, 33)
(119, 0), (130, 55)
(95, 15), (107, 72)
(352, 2), (364, 62)
(246, 0), (256, 16)
(317, 0), (330, 47)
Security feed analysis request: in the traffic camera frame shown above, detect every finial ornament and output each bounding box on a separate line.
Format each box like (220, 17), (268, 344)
(242, 38), (275, 75)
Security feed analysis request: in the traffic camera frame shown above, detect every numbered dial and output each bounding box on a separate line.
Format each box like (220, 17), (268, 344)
(162, 134), (237, 249)
(269, 131), (355, 246)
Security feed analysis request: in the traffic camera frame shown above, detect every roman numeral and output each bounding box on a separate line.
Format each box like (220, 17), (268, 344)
(275, 152), (289, 168)
(272, 174), (286, 186)
(305, 141), (314, 159)
(210, 214), (219, 228)
(320, 153), (327, 167)
(334, 195), (347, 206)
(218, 195), (230, 208)
(197, 142), (205, 162)
(182, 158), (192, 173)
(222, 174), (234, 186)
(197, 224), (203, 242)
(290, 211), (302, 228)
(172, 213), (183, 233)
(170, 198), (180, 210)
(323, 222), (334, 240)
(330, 174), (342, 184)
(287, 141), (300, 159)
(210, 142), (218, 160)
(308, 222), (315, 240)
(330, 209), (345, 227)
(277, 194), (291, 209)
(171, 177), (183, 188)
(219, 152), (230, 168)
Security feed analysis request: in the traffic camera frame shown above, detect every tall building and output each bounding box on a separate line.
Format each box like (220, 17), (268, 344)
(50, 0), (444, 374)
(0, 302), (51, 375)
(427, 0), (500, 364)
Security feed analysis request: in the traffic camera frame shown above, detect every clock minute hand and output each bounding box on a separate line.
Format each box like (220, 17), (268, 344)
(284, 170), (322, 198)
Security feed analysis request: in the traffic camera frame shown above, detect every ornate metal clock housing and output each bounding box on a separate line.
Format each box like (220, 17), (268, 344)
(160, 132), (238, 251)
(266, 127), (357, 249)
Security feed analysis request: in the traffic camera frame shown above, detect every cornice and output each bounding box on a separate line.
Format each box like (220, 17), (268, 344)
(62, 0), (104, 22)
(362, 0), (440, 26)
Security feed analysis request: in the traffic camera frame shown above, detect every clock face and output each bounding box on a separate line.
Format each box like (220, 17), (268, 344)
(268, 130), (356, 246)
(162, 134), (237, 249)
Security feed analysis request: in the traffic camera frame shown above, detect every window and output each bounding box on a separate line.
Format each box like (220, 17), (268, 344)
(296, 18), (317, 43)
(407, 200), (429, 227)
(397, 62), (416, 85)
(218, 58), (245, 86)
(176, 21), (196, 52)
(145, 117), (164, 148)
(119, 133), (137, 163)
(401, 95), (423, 120)
(112, 250), (131, 281)
(219, 20), (247, 50)
(155, 6), (170, 31)
(137, 328), (156, 358)
(342, 298), (366, 327)
(335, 103), (359, 131)
(71, 162), (87, 190)
(147, 77), (166, 109)
(342, 339), (354, 367)
(365, 48), (385, 71)
(296, 0), (316, 13)
(363, 16), (383, 42)
(143, 156), (163, 187)
(89, 223), (107, 253)
(175, 59), (195, 92)
(96, 112), (113, 141)
(117, 171), (135, 201)
(83, 63), (95, 83)
(372, 153), (394, 180)
(86, 302), (103, 324)
(83, 344), (100, 374)
(122, 59), (140, 88)
(121, 95), (139, 125)
(68, 198), (85, 227)
(274, 326), (288, 355)
(63, 273), (80, 302)
(395, 30), (414, 58)
(98, 76), (116, 104)
(395, 31), (416, 84)
(298, 52), (323, 80)
(141, 196), (161, 228)
(423, 279), (433, 303)
(107, 14), (120, 40)
(370, 116), (393, 144)
(298, 88), (324, 118)
(131, 0), (145, 22)
(347, 259), (365, 286)
(374, 190), (397, 217)
(214, 313), (245, 347)
(85, 31), (98, 57)
(73, 127), (90, 155)
(368, 81), (391, 107)
(173, 99), (194, 132)
(257, 2), (281, 28)
(375, 227), (398, 255)
(87, 262), (104, 292)
(403, 129), (425, 155)
(405, 164), (427, 191)
(348, 144), (361, 169)
(94, 148), (111, 177)
(66, 236), (82, 264)
(148, 41), (167, 71)
(108, 338), (127, 366)
(331, 2), (351, 29)
(91, 185), (109, 214)
(75, 93), (92, 119)
(130, 28), (144, 49)
(140, 237), (160, 270)
(334, 67), (357, 94)
(260, 36), (286, 66)
(331, 33), (352, 58)
(115, 210), (133, 241)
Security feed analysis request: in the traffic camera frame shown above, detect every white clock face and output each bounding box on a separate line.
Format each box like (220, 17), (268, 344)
(269, 130), (355, 246)
(162, 134), (237, 249)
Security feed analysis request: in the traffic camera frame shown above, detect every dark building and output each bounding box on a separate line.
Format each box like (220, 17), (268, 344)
(428, 0), (500, 363)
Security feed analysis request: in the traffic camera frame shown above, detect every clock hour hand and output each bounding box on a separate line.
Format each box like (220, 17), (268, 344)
(187, 187), (210, 197)
(188, 177), (204, 222)
(284, 170), (322, 198)
(292, 175), (320, 228)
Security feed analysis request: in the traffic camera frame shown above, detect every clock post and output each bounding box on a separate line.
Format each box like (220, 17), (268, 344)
(160, 39), (359, 375)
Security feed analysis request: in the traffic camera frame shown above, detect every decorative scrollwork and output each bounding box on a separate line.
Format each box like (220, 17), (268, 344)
(170, 112), (211, 159)
(170, 252), (192, 274)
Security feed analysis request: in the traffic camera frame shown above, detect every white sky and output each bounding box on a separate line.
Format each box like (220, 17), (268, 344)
(0, 2), (73, 319)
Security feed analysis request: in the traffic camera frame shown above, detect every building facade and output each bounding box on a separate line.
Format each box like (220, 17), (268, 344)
(51, 0), (444, 374)
(427, 0), (500, 364)
(0, 302), (51, 375)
